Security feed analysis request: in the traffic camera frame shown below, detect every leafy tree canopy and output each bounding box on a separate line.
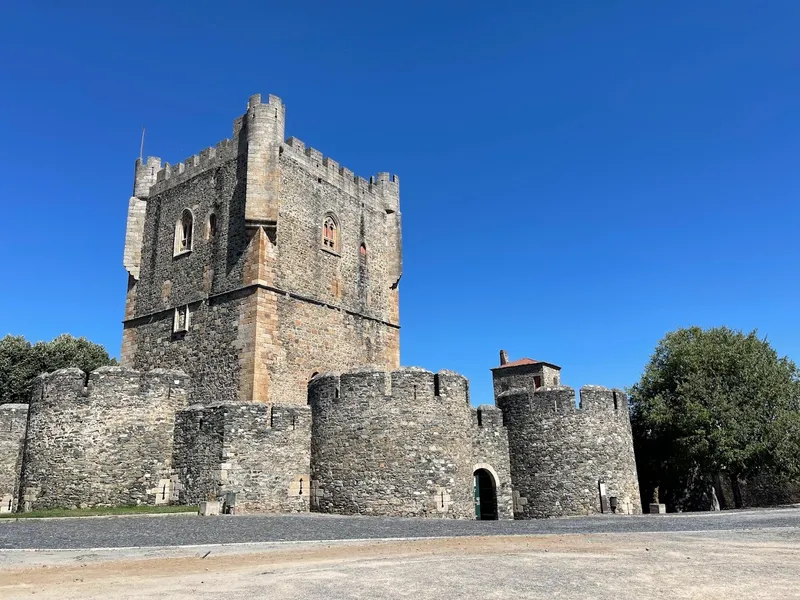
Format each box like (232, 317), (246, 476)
(0, 334), (117, 404)
(630, 326), (800, 509)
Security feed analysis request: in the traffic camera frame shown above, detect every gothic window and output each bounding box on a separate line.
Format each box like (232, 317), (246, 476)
(173, 305), (190, 333)
(174, 209), (194, 255)
(207, 212), (217, 239)
(322, 214), (339, 253)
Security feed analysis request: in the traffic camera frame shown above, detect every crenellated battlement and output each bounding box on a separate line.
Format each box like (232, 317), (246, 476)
(496, 385), (628, 417)
(29, 366), (189, 407)
(136, 93), (399, 209)
(308, 366), (469, 411)
(283, 137), (400, 210)
(179, 401), (311, 433)
(148, 137), (240, 196)
(473, 404), (504, 428)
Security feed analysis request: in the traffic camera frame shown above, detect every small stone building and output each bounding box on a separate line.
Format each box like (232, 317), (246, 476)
(2, 93), (641, 519)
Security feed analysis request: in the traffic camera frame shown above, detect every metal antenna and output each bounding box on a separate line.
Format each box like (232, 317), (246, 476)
(139, 127), (146, 161)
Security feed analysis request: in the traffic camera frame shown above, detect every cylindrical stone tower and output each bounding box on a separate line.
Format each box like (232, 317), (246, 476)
(19, 366), (188, 510)
(496, 385), (641, 518)
(309, 367), (475, 518)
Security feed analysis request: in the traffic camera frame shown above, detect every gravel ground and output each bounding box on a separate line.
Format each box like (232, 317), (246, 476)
(0, 528), (798, 599)
(0, 506), (798, 550)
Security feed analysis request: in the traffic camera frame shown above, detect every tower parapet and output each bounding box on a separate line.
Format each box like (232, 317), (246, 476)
(133, 156), (162, 199)
(282, 137), (400, 213)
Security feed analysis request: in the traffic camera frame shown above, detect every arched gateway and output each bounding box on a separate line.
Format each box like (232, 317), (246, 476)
(474, 468), (498, 520)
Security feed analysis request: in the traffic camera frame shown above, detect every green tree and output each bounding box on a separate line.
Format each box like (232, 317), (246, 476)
(630, 326), (800, 510)
(0, 336), (40, 404)
(0, 334), (117, 404)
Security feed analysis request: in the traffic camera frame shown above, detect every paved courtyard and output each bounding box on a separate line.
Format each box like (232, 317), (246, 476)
(1, 506), (799, 549)
(0, 508), (798, 599)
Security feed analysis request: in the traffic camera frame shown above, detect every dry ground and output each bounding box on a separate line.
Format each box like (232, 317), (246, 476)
(0, 529), (798, 599)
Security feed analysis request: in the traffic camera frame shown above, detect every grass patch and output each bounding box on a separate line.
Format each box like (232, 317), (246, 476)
(0, 505), (198, 519)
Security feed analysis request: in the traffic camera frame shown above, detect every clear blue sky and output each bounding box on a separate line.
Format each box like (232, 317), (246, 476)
(2, 1), (799, 405)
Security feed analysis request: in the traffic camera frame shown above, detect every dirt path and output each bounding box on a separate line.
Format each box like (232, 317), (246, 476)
(1, 531), (798, 599)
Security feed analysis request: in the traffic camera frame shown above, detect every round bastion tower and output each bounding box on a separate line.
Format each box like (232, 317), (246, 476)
(308, 367), (477, 518)
(493, 351), (642, 517)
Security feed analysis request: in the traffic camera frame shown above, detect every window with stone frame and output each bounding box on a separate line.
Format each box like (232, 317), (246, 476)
(322, 214), (339, 253)
(173, 305), (190, 333)
(174, 209), (194, 256)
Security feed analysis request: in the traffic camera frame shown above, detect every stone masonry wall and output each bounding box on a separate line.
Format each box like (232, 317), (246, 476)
(126, 292), (246, 405)
(497, 385), (641, 518)
(309, 368), (475, 518)
(121, 148), (250, 394)
(19, 367), (188, 510)
(276, 152), (401, 329)
(0, 404), (28, 513)
(271, 294), (400, 406)
(471, 405), (513, 519)
(134, 155), (249, 316)
(173, 402), (311, 513)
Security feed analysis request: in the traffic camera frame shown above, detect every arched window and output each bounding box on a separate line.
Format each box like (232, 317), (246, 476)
(207, 212), (217, 239)
(174, 209), (194, 255)
(322, 214), (339, 253)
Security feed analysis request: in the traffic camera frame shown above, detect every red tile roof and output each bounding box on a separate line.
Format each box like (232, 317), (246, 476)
(500, 358), (539, 368)
(492, 358), (562, 370)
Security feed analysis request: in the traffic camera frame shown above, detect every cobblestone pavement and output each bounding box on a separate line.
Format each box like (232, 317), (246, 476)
(0, 506), (798, 550)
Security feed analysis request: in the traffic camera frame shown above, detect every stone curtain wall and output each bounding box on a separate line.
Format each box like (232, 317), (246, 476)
(173, 402), (311, 513)
(0, 404), (28, 513)
(19, 367), (188, 510)
(471, 405), (514, 519)
(497, 385), (642, 518)
(309, 368), (475, 518)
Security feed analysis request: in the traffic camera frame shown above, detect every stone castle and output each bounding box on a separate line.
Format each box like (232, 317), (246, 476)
(0, 94), (641, 519)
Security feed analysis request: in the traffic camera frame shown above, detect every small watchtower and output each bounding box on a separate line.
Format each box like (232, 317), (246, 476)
(491, 350), (561, 397)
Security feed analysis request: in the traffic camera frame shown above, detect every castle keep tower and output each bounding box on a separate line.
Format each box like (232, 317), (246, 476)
(122, 94), (402, 405)
(494, 353), (641, 517)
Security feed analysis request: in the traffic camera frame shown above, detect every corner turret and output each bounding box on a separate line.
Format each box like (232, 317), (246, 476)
(133, 156), (162, 199)
(243, 93), (285, 225)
